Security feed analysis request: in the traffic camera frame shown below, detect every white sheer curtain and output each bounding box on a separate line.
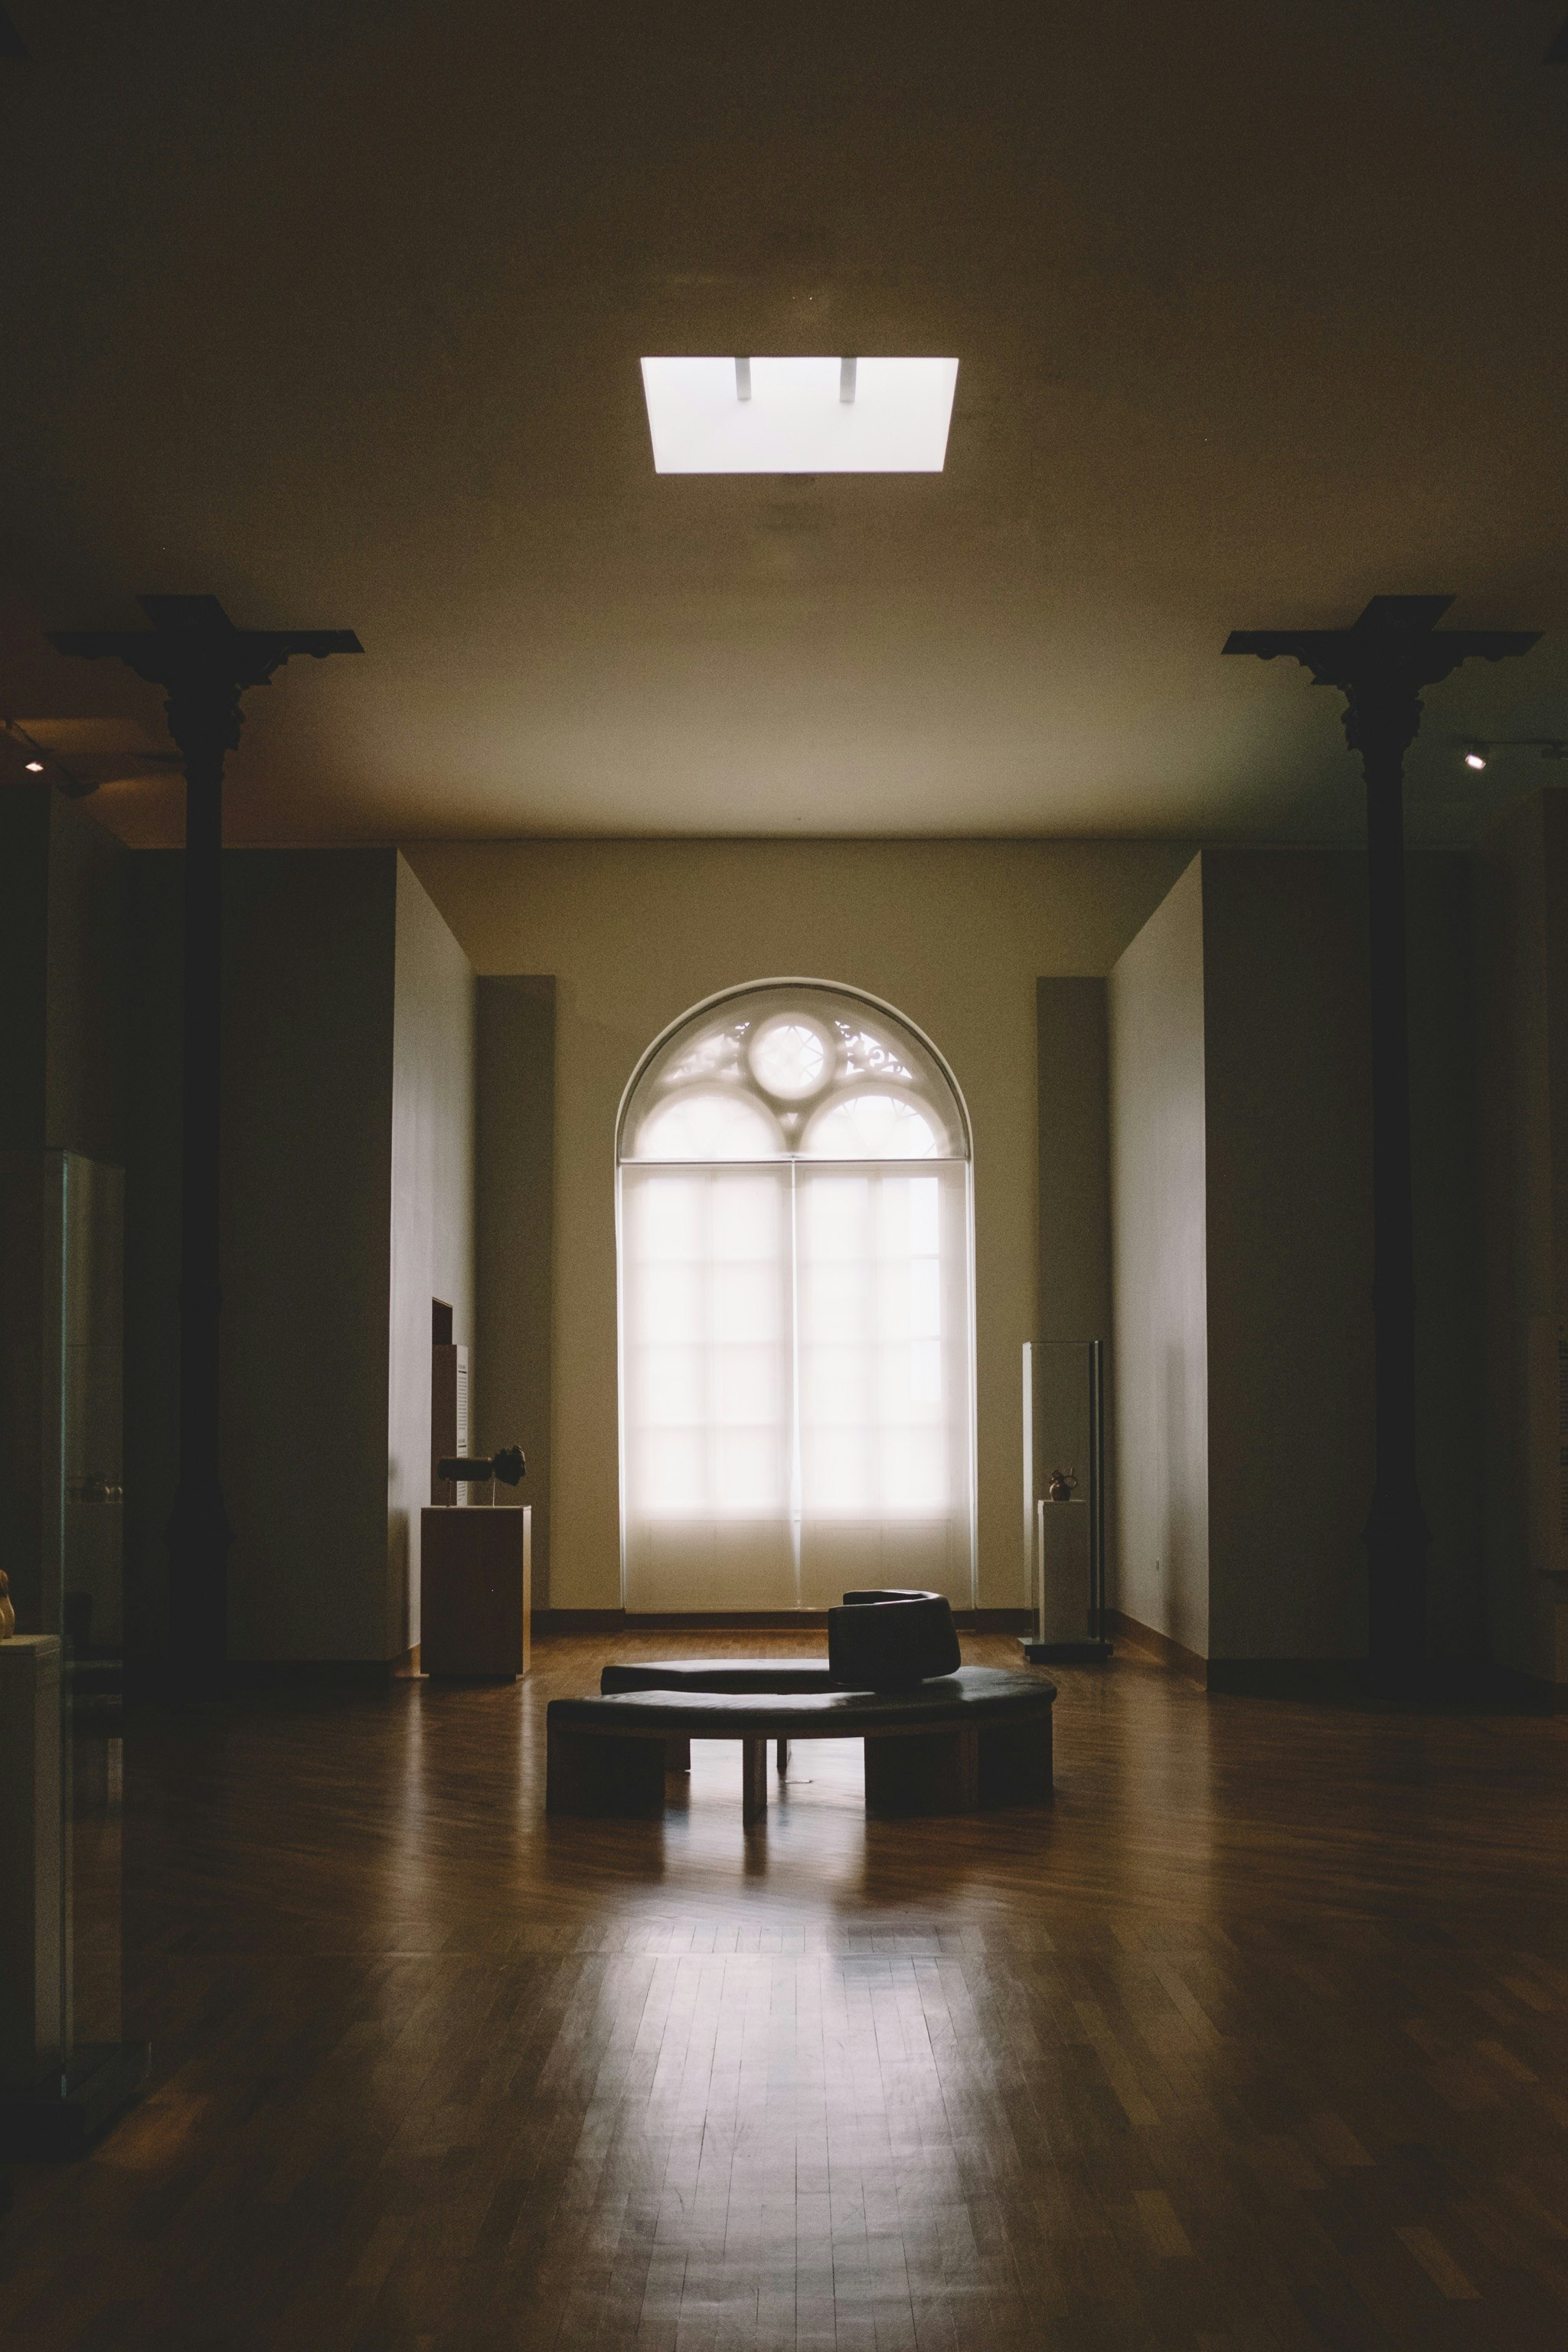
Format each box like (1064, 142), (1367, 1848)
(618, 985), (975, 1613)
(620, 1165), (795, 1609)
(795, 1162), (972, 1608)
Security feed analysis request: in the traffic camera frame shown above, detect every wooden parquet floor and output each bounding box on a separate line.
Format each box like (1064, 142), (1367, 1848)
(6, 1634), (1568, 2352)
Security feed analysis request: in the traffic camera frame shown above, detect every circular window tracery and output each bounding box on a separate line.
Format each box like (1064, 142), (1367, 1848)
(619, 981), (968, 1164)
(749, 1016), (831, 1099)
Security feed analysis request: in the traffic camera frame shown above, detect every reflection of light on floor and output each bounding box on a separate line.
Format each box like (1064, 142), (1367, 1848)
(1057, 1661), (1218, 1927)
(362, 1648), (1230, 2262)
(86, 1634), (1568, 2350)
(369, 1683), (442, 1955)
(679, 1735), (869, 1900)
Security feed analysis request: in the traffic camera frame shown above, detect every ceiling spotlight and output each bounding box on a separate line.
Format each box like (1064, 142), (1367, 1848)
(24, 758), (43, 772)
(1451, 733), (1568, 771)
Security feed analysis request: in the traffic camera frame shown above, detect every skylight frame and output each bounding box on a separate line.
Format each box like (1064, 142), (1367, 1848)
(639, 355), (959, 475)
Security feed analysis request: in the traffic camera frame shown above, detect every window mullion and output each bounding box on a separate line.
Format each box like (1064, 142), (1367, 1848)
(789, 1158), (802, 1609)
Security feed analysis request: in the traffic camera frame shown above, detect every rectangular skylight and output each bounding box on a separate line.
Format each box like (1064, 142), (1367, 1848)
(640, 356), (959, 474)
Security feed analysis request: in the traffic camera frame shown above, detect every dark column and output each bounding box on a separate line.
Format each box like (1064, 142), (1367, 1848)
(168, 753), (230, 1681)
(1356, 699), (1423, 1672)
(1224, 597), (1539, 1690)
(49, 598), (361, 1697)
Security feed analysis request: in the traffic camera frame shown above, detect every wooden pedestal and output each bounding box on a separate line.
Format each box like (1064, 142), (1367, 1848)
(862, 1715), (1053, 1817)
(863, 1726), (978, 1817)
(420, 1504), (530, 1679)
(546, 1727), (666, 1817)
(975, 1716), (1054, 1807)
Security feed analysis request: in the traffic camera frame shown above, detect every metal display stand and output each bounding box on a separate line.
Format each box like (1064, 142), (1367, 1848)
(1018, 1338), (1111, 1666)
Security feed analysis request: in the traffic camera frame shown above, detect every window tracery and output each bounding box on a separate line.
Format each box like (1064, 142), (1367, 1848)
(620, 982), (967, 1165)
(617, 982), (975, 1612)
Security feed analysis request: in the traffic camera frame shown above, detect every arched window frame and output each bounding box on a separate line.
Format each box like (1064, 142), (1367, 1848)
(615, 979), (978, 1612)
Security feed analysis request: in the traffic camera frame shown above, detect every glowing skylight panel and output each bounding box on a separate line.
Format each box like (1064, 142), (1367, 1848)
(640, 356), (959, 474)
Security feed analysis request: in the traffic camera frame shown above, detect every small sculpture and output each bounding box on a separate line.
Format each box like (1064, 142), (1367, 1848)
(1047, 1468), (1078, 1504)
(0, 1570), (14, 1641)
(436, 1446), (524, 1486)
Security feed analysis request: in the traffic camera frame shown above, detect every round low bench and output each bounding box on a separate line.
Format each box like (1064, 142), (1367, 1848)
(601, 1659), (838, 1694)
(601, 1658), (854, 1783)
(547, 1665), (1057, 1826)
(599, 1659), (842, 1784)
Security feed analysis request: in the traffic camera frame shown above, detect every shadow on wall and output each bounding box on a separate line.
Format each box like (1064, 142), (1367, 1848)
(475, 978), (555, 1609)
(1162, 1338), (1204, 1655)
(389, 1509), (410, 1651)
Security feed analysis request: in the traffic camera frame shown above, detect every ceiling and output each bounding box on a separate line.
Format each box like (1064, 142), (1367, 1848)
(2, 0), (1566, 847)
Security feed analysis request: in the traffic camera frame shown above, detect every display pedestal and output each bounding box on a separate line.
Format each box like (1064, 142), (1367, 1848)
(1018, 1491), (1112, 1664)
(1021, 1340), (1112, 1667)
(421, 1504), (531, 1679)
(1018, 1634), (1112, 1666)
(0, 2042), (151, 2161)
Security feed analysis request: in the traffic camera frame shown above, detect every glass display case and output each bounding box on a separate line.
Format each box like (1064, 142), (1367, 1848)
(0, 1151), (145, 2157)
(1020, 1339), (1110, 1664)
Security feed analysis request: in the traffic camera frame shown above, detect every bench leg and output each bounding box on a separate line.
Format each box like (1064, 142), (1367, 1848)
(742, 1735), (768, 1828)
(665, 1736), (691, 1773)
(976, 1716), (1054, 1806)
(547, 1725), (665, 1818)
(863, 1726), (980, 1817)
(776, 1736), (789, 1779)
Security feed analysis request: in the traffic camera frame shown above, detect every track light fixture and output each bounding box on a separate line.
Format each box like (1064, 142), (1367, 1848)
(1452, 735), (1568, 771)
(1, 717), (95, 792)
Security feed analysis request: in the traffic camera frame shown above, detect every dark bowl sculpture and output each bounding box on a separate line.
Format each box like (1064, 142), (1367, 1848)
(436, 1446), (526, 1487)
(827, 1588), (962, 1691)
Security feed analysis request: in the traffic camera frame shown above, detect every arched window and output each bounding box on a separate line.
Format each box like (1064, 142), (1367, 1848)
(616, 981), (975, 1612)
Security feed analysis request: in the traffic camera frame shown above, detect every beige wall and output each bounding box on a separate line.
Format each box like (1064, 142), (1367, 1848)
(475, 978), (557, 1600)
(1201, 848), (1374, 1662)
(44, 793), (126, 1166)
(1108, 857), (1210, 1654)
(1402, 852), (1488, 1661)
(210, 851), (398, 1664)
(0, 786), (50, 1152)
(407, 838), (1191, 1610)
(1036, 978), (1110, 1350)
(388, 858), (475, 1654)
(126, 848), (475, 1670)
(0, 790), (126, 1641)
(129, 849), (399, 1665)
(0, 784), (124, 1163)
(1475, 789), (1568, 1683)
(1109, 846), (1478, 1676)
